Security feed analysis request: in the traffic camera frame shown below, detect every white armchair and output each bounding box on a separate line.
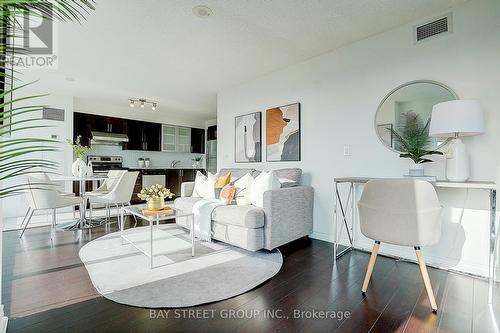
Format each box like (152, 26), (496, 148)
(20, 174), (83, 238)
(358, 179), (443, 312)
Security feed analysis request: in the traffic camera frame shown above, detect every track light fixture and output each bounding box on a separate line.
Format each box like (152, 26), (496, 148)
(128, 98), (158, 111)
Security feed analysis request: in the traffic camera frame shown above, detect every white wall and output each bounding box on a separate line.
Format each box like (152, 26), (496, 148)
(217, 0), (500, 277)
(2, 87), (75, 218)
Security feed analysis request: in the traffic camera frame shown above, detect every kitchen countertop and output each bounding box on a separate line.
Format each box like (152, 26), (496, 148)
(125, 166), (205, 170)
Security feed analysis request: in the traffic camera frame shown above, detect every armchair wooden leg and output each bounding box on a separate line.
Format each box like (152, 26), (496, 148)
(362, 241), (380, 295)
(415, 247), (438, 313)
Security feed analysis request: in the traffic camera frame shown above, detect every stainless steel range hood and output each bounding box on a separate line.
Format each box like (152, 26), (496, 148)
(90, 131), (129, 146)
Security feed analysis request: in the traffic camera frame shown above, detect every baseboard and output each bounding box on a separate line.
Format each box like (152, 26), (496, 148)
(309, 232), (334, 243)
(309, 232), (492, 279)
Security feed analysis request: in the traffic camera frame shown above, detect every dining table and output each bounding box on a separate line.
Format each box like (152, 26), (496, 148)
(51, 175), (110, 230)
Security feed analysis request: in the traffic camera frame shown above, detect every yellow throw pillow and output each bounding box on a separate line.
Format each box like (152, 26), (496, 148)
(215, 172), (231, 189)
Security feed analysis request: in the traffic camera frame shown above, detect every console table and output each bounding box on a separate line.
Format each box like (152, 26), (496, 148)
(333, 177), (497, 303)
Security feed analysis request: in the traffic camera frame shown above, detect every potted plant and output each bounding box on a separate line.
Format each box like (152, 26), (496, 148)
(138, 184), (174, 210)
(391, 111), (443, 176)
(191, 155), (203, 168)
(66, 136), (92, 178)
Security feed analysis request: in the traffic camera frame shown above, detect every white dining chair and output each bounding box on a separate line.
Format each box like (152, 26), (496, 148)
(88, 171), (139, 224)
(87, 169), (127, 218)
(20, 174), (83, 238)
(358, 179), (443, 312)
(90, 169), (127, 195)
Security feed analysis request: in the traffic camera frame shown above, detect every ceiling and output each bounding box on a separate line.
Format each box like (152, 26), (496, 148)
(20, 0), (465, 121)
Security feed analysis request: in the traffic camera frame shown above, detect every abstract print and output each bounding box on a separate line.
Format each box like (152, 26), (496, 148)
(266, 103), (300, 161)
(235, 112), (262, 162)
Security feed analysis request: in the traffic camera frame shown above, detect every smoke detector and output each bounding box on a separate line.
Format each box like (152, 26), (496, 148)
(192, 5), (213, 18)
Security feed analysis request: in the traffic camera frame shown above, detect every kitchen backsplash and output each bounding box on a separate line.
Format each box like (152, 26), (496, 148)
(89, 145), (206, 169)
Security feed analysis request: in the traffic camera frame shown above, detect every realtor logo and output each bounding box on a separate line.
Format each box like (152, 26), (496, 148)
(23, 6), (54, 54)
(8, 4), (58, 69)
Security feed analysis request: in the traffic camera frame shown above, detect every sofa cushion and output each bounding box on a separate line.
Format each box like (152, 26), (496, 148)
(274, 168), (302, 186)
(174, 197), (203, 213)
(191, 171), (208, 198)
(211, 205), (265, 229)
(219, 168), (257, 181)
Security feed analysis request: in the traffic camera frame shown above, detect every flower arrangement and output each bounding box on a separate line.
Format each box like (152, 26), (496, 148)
(138, 184), (174, 201)
(66, 135), (91, 159)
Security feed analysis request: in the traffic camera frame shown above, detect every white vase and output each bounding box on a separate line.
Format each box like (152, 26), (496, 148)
(72, 158), (87, 178)
(409, 162), (424, 177)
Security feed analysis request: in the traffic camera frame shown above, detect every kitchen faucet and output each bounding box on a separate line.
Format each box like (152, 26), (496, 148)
(171, 160), (181, 168)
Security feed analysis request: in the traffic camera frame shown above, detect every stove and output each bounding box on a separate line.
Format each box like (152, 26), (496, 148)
(87, 155), (124, 176)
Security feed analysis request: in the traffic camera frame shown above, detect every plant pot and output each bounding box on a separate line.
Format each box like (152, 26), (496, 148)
(409, 162), (425, 177)
(72, 158), (87, 178)
(147, 197), (165, 210)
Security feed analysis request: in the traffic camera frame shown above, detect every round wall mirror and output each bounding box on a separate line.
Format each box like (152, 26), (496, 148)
(375, 80), (458, 153)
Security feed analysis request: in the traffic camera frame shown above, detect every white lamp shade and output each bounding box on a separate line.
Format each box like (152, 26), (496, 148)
(429, 100), (485, 137)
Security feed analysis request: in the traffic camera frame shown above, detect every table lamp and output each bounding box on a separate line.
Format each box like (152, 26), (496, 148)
(429, 100), (485, 182)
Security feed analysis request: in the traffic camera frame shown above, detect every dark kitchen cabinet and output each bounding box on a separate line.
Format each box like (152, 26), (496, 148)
(207, 125), (217, 141)
(124, 120), (161, 151)
(166, 169), (203, 198)
(166, 170), (182, 196)
(106, 116), (125, 134)
(89, 114), (125, 134)
(143, 122), (161, 151)
(74, 113), (126, 146)
(73, 112), (92, 146)
(74, 112), (197, 153)
(190, 128), (205, 154)
(124, 120), (143, 151)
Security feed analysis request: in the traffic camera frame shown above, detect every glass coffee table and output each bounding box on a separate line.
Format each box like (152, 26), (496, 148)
(119, 205), (194, 269)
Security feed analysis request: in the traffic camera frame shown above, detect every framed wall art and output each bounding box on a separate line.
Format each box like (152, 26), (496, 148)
(266, 103), (301, 162)
(235, 112), (262, 162)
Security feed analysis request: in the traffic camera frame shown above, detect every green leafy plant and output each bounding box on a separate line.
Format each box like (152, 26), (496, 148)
(66, 135), (91, 159)
(391, 111), (443, 164)
(191, 155), (203, 163)
(0, 1), (95, 198)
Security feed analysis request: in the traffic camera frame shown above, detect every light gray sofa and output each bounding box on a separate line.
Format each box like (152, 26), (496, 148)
(174, 168), (314, 251)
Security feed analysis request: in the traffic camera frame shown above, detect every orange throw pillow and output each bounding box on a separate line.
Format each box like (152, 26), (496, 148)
(215, 172), (231, 189)
(220, 184), (236, 205)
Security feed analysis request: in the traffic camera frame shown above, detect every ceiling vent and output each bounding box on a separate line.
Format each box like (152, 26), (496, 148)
(414, 13), (452, 43)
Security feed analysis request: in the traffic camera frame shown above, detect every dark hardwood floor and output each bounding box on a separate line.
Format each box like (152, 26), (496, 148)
(3, 218), (499, 333)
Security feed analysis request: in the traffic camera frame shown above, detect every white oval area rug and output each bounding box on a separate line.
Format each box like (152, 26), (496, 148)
(79, 224), (283, 308)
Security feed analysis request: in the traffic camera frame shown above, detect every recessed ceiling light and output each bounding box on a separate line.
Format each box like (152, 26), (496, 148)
(192, 5), (213, 18)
